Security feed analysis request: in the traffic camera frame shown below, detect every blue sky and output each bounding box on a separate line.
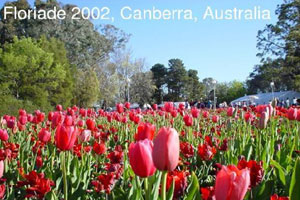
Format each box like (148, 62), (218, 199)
(2, 0), (283, 82)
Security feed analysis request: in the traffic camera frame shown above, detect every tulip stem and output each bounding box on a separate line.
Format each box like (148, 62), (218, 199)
(144, 178), (149, 200)
(62, 152), (68, 200)
(161, 171), (168, 200)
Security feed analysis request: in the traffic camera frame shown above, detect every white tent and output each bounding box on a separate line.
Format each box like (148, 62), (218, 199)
(231, 91), (300, 105)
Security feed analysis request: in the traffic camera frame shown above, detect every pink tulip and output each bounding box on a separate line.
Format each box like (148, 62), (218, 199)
(152, 127), (179, 171)
(215, 165), (250, 200)
(212, 115), (219, 123)
(129, 139), (156, 177)
(227, 107), (235, 117)
(0, 129), (9, 141)
(0, 161), (4, 178)
(79, 130), (91, 143)
(259, 111), (269, 129)
(38, 128), (51, 143)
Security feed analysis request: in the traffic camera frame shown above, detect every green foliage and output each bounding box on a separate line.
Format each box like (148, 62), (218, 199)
(129, 71), (156, 106)
(151, 59), (205, 102)
(0, 37), (73, 114)
(37, 36), (75, 108)
(151, 64), (168, 104)
(73, 68), (99, 108)
(249, 0), (300, 93)
(0, 0), (129, 69)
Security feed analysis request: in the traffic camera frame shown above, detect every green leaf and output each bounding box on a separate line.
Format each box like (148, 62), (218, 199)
(150, 172), (162, 200)
(270, 160), (286, 186)
(254, 180), (274, 200)
(289, 158), (300, 200)
(185, 172), (201, 200)
(166, 179), (175, 200)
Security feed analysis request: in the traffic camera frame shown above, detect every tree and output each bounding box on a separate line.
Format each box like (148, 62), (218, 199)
(73, 68), (99, 108)
(0, 37), (67, 111)
(37, 36), (75, 108)
(185, 69), (205, 101)
(202, 77), (216, 99)
(151, 64), (167, 103)
(166, 59), (188, 101)
(129, 71), (156, 106)
(249, 0), (300, 92)
(0, 0), (129, 68)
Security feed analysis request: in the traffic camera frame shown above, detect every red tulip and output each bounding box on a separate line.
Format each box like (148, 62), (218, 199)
(179, 103), (185, 111)
(198, 143), (217, 160)
(27, 114), (34, 122)
(7, 117), (15, 129)
(270, 194), (289, 200)
(287, 108), (297, 120)
(48, 111), (54, 121)
(19, 109), (27, 116)
(171, 110), (178, 118)
(152, 104), (158, 110)
(202, 111), (209, 118)
(191, 107), (200, 118)
(129, 139), (156, 177)
(134, 122), (156, 141)
(237, 158), (264, 188)
(116, 103), (124, 114)
(164, 102), (174, 113)
(152, 127), (179, 171)
(180, 142), (194, 158)
(55, 124), (78, 151)
(297, 110), (300, 121)
(63, 115), (74, 126)
(125, 102), (130, 109)
(38, 128), (51, 143)
(212, 115), (219, 123)
(227, 107), (235, 117)
(86, 118), (95, 131)
(183, 114), (193, 126)
(56, 104), (63, 111)
(93, 142), (106, 155)
(0, 129), (9, 141)
(18, 115), (27, 125)
(166, 170), (188, 198)
(215, 165), (250, 200)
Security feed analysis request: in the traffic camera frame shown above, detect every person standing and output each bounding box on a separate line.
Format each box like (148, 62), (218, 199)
(286, 98), (290, 108)
(293, 97), (297, 106)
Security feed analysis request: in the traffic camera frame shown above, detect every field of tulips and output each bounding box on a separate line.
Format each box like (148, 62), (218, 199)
(0, 102), (299, 200)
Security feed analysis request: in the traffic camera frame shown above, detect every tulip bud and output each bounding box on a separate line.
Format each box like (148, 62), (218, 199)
(129, 139), (156, 177)
(259, 111), (269, 129)
(153, 127), (179, 171)
(38, 128), (51, 143)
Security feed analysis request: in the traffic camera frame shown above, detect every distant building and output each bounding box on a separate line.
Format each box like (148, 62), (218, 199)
(231, 91), (300, 106)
